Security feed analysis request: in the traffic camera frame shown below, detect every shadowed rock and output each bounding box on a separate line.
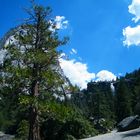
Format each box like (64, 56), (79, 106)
(117, 115), (140, 132)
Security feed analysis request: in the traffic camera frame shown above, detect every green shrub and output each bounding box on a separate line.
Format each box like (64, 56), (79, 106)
(41, 116), (98, 140)
(15, 120), (29, 140)
(93, 118), (115, 134)
(63, 134), (76, 140)
(61, 117), (98, 139)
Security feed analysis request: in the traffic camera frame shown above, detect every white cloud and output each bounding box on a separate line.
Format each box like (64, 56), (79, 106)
(60, 52), (66, 58)
(59, 56), (116, 89)
(49, 16), (68, 32)
(70, 48), (77, 54)
(123, 0), (140, 47)
(55, 16), (68, 29)
(96, 70), (116, 82)
(123, 25), (140, 46)
(59, 58), (95, 89)
(129, 0), (140, 23)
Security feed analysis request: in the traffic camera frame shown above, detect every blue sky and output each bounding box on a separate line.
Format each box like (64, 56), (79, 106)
(1, 0), (140, 88)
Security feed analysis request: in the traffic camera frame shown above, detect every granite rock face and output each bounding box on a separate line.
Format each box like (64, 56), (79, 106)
(117, 115), (140, 132)
(0, 132), (14, 140)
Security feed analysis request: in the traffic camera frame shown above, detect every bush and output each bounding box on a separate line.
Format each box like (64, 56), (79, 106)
(93, 118), (115, 134)
(40, 111), (98, 140)
(39, 100), (98, 139)
(63, 134), (76, 140)
(61, 117), (98, 139)
(15, 120), (29, 140)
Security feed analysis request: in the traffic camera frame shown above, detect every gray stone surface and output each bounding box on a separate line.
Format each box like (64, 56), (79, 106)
(82, 128), (140, 140)
(117, 115), (140, 132)
(0, 132), (14, 140)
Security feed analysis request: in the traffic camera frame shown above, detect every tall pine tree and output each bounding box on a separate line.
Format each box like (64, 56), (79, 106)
(0, 3), (68, 140)
(115, 79), (132, 122)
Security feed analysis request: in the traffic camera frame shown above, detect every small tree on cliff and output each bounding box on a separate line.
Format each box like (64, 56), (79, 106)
(0, 3), (68, 140)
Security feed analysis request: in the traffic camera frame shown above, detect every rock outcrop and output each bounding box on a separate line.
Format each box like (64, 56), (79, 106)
(117, 115), (140, 132)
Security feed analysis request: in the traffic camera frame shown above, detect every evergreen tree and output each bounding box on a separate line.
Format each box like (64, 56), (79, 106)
(0, 3), (68, 140)
(115, 79), (132, 122)
(86, 82), (115, 120)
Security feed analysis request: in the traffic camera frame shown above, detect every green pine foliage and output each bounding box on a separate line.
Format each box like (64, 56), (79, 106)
(115, 79), (132, 122)
(0, 3), (68, 140)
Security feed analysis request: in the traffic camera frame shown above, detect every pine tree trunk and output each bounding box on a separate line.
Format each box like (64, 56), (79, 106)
(28, 106), (41, 140)
(28, 80), (41, 140)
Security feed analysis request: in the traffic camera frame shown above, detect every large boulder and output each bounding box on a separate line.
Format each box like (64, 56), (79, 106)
(117, 115), (140, 132)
